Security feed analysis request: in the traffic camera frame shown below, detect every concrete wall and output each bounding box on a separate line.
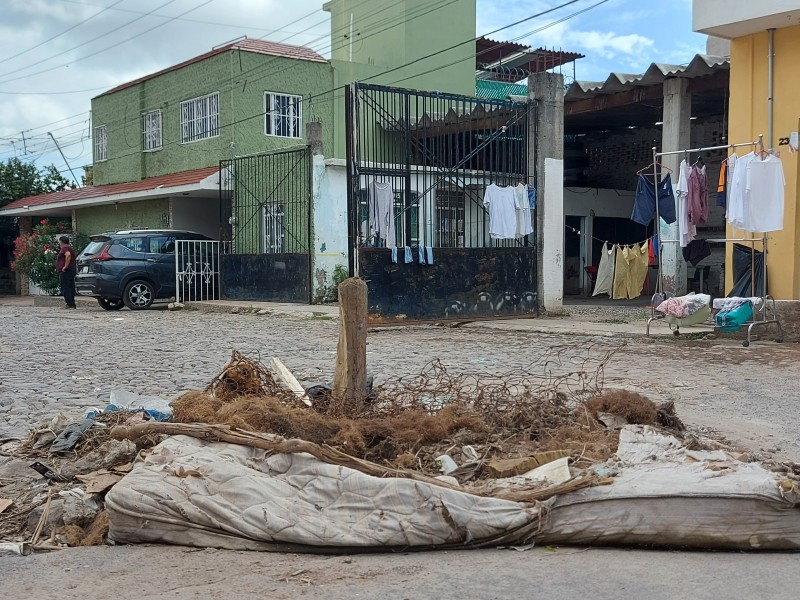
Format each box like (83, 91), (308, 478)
(91, 51), (334, 185)
(728, 26), (800, 299)
(171, 196), (222, 239)
(312, 158), (349, 301)
(75, 198), (169, 235)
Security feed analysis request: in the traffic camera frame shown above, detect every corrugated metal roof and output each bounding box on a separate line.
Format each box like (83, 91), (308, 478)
(2, 166), (220, 212)
(475, 80), (528, 99)
(97, 38), (326, 98)
(565, 54), (729, 101)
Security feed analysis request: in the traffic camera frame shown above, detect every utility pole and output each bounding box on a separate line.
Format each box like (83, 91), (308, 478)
(48, 132), (81, 187)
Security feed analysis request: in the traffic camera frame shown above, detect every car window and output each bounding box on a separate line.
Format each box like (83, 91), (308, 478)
(117, 237), (145, 253)
(148, 236), (176, 254)
(80, 241), (106, 257)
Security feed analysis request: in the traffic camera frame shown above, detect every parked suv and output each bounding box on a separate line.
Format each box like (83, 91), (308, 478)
(76, 230), (213, 310)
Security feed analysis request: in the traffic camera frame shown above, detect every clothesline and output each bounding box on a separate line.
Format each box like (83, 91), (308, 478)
(564, 224), (654, 249)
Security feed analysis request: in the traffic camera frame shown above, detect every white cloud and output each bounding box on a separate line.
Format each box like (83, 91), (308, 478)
(577, 31), (654, 59)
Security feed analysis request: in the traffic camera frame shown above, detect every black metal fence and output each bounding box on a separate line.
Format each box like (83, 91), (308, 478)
(345, 83), (533, 253)
(218, 148), (311, 302)
(345, 83), (538, 321)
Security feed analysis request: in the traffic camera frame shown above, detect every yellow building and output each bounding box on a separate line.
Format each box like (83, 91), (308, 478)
(694, 2), (800, 299)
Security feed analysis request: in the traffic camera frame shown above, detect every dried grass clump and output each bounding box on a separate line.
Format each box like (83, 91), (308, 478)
(585, 389), (658, 425)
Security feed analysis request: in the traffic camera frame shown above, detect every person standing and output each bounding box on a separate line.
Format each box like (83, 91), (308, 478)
(56, 235), (77, 309)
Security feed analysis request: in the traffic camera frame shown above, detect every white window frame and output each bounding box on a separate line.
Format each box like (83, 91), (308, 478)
(142, 109), (163, 152)
(264, 92), (302, 139)
(263, 203), (285, 254)
(180, 92), (220, 144)
(94, 125), (107, 162)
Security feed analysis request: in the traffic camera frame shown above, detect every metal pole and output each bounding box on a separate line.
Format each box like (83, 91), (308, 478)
(48, 132), (81, 187)
(652, 146), (662, 295)
(767, 28), (775, 150)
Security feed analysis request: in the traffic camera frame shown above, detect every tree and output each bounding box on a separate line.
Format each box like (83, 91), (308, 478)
(1, 159), (75, 270)
(0, 158), (75, 209)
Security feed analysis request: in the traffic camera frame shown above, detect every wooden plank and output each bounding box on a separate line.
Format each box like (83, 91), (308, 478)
(271, 357), (312, 407)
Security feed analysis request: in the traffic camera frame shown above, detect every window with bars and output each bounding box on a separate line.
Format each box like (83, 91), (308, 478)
(435, 191), (466, 248)
(142, 109), (162, 152)
(93, 125), (107, 162)
(180, 92), (219, 143)
(263, 204), (286, 253)
(264, 92), (302, 139)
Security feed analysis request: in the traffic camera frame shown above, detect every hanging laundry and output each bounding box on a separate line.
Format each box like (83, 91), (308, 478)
(745, 154), (785, 232)
(676, 160), (696, 248)
(628, 242), (649, 299)
(612, 244), (648, 300)
(648, 236), (659, 266)
(527, 186), (536, 211)
(716, 161), (728, 208)
(631, 174), (676, 226)
(404, 246), (413, 263)
(592, 242), (615, 297)
(682, 239), (711, 267)
(483, 184), (519, 239)
(727, 152), (755, 230)
(687, 163), (708, 225)
(425, 247), (434, 265)
(514, 183), (534, 238)
(368, 181), (395, 247)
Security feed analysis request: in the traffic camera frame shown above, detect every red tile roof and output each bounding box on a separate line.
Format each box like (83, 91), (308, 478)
(97, 38), (327, 98)
(2, 166), (220, 211)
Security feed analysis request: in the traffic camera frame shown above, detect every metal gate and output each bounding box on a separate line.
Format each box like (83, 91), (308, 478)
(219, 147), (311, 302)
(345, 83), (538, 321)
(175, 240), (220, 303)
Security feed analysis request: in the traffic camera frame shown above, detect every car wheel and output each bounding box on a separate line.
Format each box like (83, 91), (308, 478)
(97, 297), (125, 311)
(123, 280), (155, 310)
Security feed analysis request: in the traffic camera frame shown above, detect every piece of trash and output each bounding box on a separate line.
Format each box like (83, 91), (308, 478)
(591, 465), (620, 478)
(519, 457), (572, 485)
(434, 475), (460, 486)
(109, 389), (172, 420)
(435, 455), (458, 475)
(461, 446), (479, 462)
(0, 499), (12, 514)
(0, 542), (31, 556)
(50, 419), (94, 453)
(597, 412), (629, 430)
(29, 461), (68, 483)
(75, 470), (124, 494)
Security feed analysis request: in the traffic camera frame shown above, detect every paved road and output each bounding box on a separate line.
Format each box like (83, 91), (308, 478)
(1, 303), (799, 461)
(1, 303), (799, 598)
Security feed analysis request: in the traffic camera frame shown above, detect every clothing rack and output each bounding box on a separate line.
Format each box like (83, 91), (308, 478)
(645, 135), (783, 346)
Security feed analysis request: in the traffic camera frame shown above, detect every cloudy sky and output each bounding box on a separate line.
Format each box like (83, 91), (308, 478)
(0, 0), (706, 182)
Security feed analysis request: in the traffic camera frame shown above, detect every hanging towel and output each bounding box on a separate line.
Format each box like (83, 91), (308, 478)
(425, 246), (433, 265)
(418, 246), (426, 265)
(627, 242), (650, 299)
(612, 246), (630, 300)
(404, 246), (413, 263)
(592, 242), (615, 297)
(391, 247), (398, 264)
(716, 161), (727, 208)
(514, 183), (534, 238)
(527, 186), (536, 211)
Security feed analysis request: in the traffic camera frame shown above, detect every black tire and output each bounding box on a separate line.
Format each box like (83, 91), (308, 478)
(123, 280), (155, 310)
(97, 297), (125, 311)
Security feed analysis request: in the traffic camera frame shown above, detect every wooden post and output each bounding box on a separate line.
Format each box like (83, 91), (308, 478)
(332, 277), (368, 413)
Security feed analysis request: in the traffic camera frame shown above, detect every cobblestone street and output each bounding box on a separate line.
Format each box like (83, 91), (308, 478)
(1, 303), (799, 462)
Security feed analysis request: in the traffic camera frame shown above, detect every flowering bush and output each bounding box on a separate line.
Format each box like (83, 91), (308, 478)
(12, 220), (88, 295)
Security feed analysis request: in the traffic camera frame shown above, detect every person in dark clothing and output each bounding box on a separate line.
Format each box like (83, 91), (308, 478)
(56, 235), (77, 308)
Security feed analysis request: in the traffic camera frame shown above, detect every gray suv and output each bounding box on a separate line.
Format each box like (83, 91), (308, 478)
(75, 229), (213, 310)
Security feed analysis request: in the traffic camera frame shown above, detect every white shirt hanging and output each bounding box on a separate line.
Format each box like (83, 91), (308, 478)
(368, 181), (396, 247)
(483, 184), (519, 239)
(676, 159), (695, 248)
(745, 154), (785, 232)
(727, 152), (755, 230)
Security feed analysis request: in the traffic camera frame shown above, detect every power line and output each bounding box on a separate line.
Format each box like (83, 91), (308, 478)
(0, 0), (182, 81)
(3, 0), (602, 179)
(0, 0), (127, 66)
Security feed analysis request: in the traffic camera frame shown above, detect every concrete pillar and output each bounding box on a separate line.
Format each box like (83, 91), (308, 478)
(308, 121), (348, 304)
(528, 72), (565, 312)
(660, 78), (691, 295)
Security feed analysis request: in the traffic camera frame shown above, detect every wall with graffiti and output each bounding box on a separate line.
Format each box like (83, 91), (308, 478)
(358, 247), (537, 321)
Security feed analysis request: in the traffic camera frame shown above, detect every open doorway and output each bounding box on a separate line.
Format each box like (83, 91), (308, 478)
(564, 215), (586, 295)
